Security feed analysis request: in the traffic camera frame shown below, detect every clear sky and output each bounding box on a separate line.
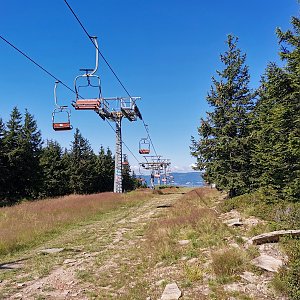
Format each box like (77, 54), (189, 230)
(0, 1), (299, 174)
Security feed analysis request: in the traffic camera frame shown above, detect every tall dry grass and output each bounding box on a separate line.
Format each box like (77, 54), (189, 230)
(146, 188), (225, 262)
(0, 191), (150, 255)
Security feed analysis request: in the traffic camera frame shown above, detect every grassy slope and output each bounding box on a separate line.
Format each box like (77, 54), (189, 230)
(1, 187), (297, 299)
(220, 191), (300, 300)
(0, 190), (153, 256)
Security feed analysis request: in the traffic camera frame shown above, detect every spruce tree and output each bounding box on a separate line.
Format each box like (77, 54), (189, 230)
(69, 129), (97, 194)
(3, 107), (24, 202)
(95, 146), (114, 192)
(21, 110), (43, 198)
(276, 16), (300, 200)
(40, 140), (70, 197)
(122, 162), (135, 192)
(191, 35), (254, 197)
(0, 118), (7, 202)
(252, 17), (300, 201)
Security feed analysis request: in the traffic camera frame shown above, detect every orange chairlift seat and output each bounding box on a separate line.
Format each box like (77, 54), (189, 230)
(72, 37), (102, 111)
(52, 81), (73, 131)
(52, 107), (73, 131)
(139, 138), (150, 154)
(122, 154), (129, 165)
(72, 72), (102, 111)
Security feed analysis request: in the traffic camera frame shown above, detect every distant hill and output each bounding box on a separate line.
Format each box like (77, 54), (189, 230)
(139, 172), (204, 187)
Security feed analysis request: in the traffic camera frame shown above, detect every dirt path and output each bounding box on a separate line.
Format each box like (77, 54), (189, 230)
(0, 192), (184, 300)
(0, 189), (289, 300)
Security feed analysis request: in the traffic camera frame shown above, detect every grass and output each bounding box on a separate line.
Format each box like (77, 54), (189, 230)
(211, 247), (247, 284)
(0, 190), (153, 256)
(219, 189), (300, 299)
(146, 188), (228, 264)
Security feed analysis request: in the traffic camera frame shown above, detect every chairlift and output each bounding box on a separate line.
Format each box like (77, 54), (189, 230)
(139, 138), (150, 154)
(122, 154), (129, 166)
(52, 81), (73, 131)
(72, 37), (103, 111)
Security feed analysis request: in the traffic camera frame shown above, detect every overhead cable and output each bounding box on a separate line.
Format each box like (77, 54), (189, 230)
(0, 34), (141, 168)
(62, 0), (159, 158)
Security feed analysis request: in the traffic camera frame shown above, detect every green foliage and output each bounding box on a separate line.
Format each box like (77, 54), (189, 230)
(21, 110), (43, 198)
(0, 109), (139, 205)
(250, 16), (300, 201)
(273, 239), (300, 299)
(94, 146), (114, 192)
(69, 128), (98, 194)
(39, 140), (70, 197)
(0, 118), (7, 200)
(191, 35), (254, 197)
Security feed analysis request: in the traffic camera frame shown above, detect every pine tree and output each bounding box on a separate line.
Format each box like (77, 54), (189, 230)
(276, 16), (300, 200)
(69, 129), (97, 194)
(122, 162), (135, 192)
(3, 107), (24, 202)
(251, 17), (300, 201)
(95, 146), (114, 192)
(21, 110), (43, 198)
(0, 118), (7, 202)
(40, 140), (70, 197)
(191, 35), (254, 197)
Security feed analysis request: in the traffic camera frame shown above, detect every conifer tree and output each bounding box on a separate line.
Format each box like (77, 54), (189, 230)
(0, 118), (7, 201)
(95, 146), (114, 192)
(191, 35), (254, 197)
(276, 16), (300, 200)
(122, 163), (135, 192)
(21, 110), (43, 198)
(40, 140), (70, 197)
(3, 107), (24, 202)
(69, 129), (97, 194)
(252, 17), (300, 200)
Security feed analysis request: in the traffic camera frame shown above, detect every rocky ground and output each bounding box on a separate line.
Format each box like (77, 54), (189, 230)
(0, 188), (289, 299)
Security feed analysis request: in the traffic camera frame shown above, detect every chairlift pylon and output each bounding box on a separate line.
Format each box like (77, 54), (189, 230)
(52, 81), (73, 131)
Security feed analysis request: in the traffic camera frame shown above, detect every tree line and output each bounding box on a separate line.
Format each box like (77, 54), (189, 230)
(191, 15), (300, 201)
(0, 108), (141, 206)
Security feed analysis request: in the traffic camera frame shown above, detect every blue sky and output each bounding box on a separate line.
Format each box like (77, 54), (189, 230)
(0, 1), (298, 174)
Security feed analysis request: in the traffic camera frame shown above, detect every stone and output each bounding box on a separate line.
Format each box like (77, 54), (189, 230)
(249, 229), (300, 245)
(180, 256), (188, 261)
(40, 248), (64, 254)
(223, 218), (243, 227)
(178, 240), (190, 246)
(187, 258), (198, 264)
(13, 293), (23, 299)
(63, 259), (77, 264)
(161, 282), (181, 300)
(251, 254), (283, 272)
(224, 283), (243, 292)
(240, 271), (259, 283)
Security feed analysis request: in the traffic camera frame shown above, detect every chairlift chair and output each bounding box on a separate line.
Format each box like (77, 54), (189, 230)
(52, 81), (73, 131)
(72, 37), (103, 111)
(122, 154), (129, 166)
(139, 138), (150, 154)
(52, 107), (72, 131)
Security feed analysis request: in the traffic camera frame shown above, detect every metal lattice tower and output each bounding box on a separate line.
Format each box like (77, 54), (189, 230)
(114, 114), (123, 193)
(139, 156), (171, 188)
(71, 37), (142, 193)
(97, 97), (142, 193)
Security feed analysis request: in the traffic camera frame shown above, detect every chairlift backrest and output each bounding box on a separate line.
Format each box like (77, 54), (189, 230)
(52, 81), (73, 131)
(139, 138), (150, 154)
